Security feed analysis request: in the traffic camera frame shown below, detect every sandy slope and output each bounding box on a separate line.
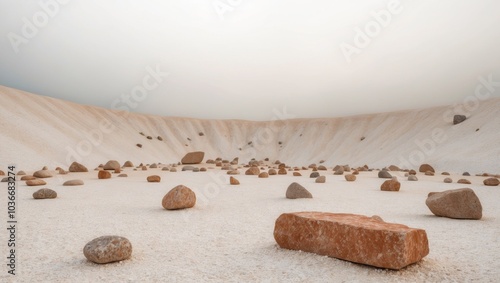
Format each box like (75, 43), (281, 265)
(0, 85), (499, 173)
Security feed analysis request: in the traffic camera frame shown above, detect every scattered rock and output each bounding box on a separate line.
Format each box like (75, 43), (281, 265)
(453, 115), (467, 125)
(419, 164), (435, 173)
(33, 188), (57, 199)
(227, 170), (240, 175)
(162, 185), (196, 210)
(147, 136), (152, 140)
(182, 166), (196, 171)
(278, 168), (287, 175)
(118, 174), (128, 177)
(170, 168), (177, 173)
(463, 172), (470, 176)
(442, 172), (450, 175)
(371, 215), (384, 222)
(378, 170), (392, 179)
(83, 236), (132, 264)
(273, 212), (429, 270)
(33, 170), (53, 178)
(245, 167), (260, 175)
(1, 177), (8, 182)
(409, 170), (417, 175)
(333, 168), (344, 175)
(157, 136), (163, 141)
(0, 170), (4, 176)
(258, 172), (269, 178)
(198, 132), (204, 136)
(388, 165), (400, 171)
(114, 168), (121, 174)
(315, 176), (326, 183)
(150, 164), (158, 169)
(147, 175), (161, 182)
(200, 167), (207, 172)
(286, 183), (312, 199)
(21, 176), (37, 181)
(444, 178), (453, 183)
(345, 174), (356, 182)
(318, 165), (327, 171)
(63, 179), (84, 186)
(181, 151), (205, 164)
(425, 188), (482, 219)
(69, 162), (89, 172)
(381, 180), (401, 191)
(484, 178), (499, 186)
(98, 171), (112, 179)
(310, 172), (320, 178)
(103, 160), (120, 171)
(408, 175), (418, 181)
(141, 166), (147, 171)
(17, 171), (26, 175)
(293, 172), (302, 177)
(136, 144), (142, 148)
(457, 179), (471, 184)
(230, 177), (240, 185)
(26, 179), (46, 186)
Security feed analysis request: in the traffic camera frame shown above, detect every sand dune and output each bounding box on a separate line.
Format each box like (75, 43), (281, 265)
(1, 85), (499, 173)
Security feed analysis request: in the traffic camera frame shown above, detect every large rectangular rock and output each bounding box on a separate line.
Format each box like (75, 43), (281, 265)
(273, 212), (429, 270)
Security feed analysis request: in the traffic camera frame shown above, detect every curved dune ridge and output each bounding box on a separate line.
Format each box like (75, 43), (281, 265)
(0, 84), (499, 173)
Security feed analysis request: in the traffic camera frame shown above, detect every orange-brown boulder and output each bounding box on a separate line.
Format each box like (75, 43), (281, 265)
(419, 164), (435, 173)
(147, 175), (161, 182)
(181, 151), (205, 164)
(484, 178), (499, 186)
(457, 179), (471, 184)
(268, 169), (277, 175)
(258, 172), (269, 178)
(278, 168), (287, 175)
(98, 170), (112, 179)
(245, 167), (260, 175)
(69, 162), (89, 172)
(230, 176), (240, 185)
(26, 179), (46, 186)
(274, 212), (429, 270)
(381, 180), (400, 191)
(161, 185), (196, 210)
(425, 188), (482, 220)
(345, 174), (356, 182)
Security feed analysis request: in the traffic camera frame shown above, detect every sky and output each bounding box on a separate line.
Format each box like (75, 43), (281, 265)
(1, 0), (499, 121)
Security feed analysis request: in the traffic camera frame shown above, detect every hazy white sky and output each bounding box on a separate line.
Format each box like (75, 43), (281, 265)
(1, 0), (499, 120)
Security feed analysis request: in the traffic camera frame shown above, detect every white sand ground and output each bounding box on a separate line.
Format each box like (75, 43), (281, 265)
(1, 85), (500, 282)
(1, 167), (499, 282)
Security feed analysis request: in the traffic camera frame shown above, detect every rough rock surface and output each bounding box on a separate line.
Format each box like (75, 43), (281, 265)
(273, 212), (429, 270)
(453, 114), (467, 125)
(33, 188), (57, 199)
(181, 151), (205, 164)
(425, 188), (482, 220)
(286, 183), (312, 199)
(162, 185), (196, 210)
(83, 236), (132, 264)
